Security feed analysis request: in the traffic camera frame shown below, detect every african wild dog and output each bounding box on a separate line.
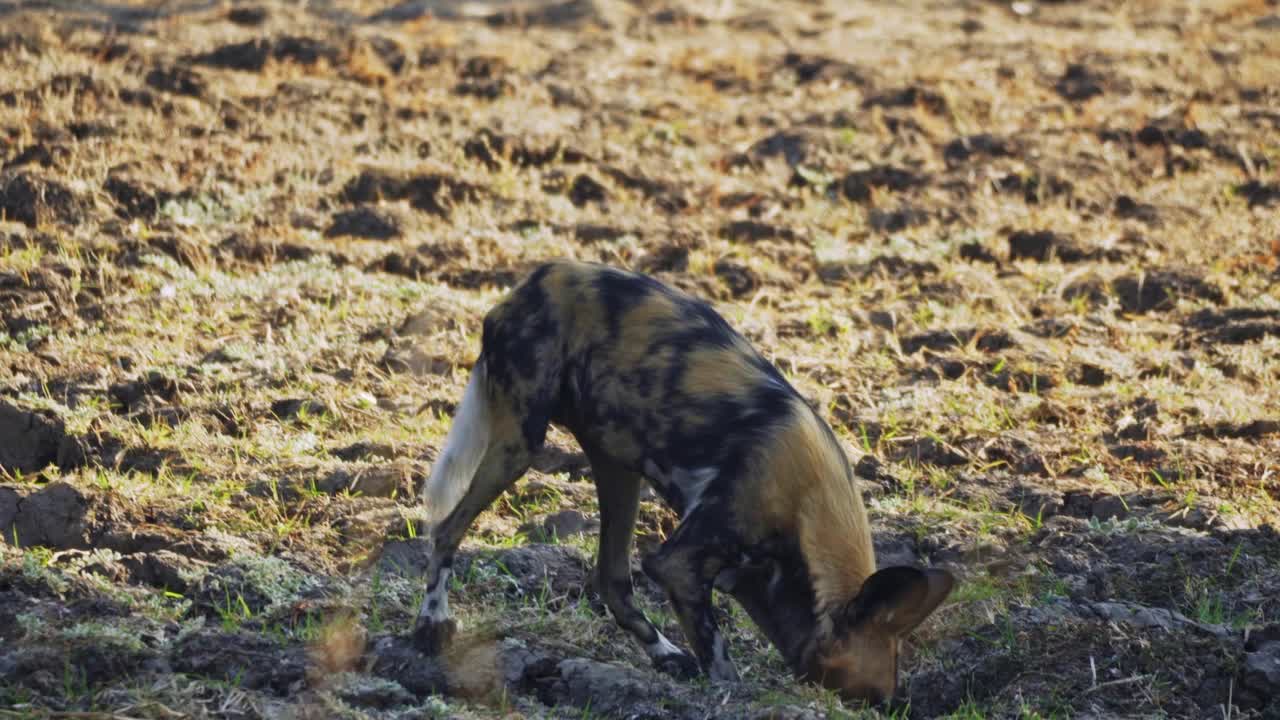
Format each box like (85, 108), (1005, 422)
(412, 259), (954, 705)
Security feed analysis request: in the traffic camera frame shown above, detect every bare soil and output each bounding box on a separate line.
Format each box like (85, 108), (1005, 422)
(2, 0), (1279, 718)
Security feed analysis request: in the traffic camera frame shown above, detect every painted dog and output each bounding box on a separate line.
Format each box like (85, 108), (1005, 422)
(412, 259), (954, 705)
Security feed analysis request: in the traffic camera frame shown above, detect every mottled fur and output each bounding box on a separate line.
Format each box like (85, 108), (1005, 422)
(413, 259), (954, 705)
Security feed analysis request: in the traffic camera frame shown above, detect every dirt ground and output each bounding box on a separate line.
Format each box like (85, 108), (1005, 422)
(1, 0), (1279, 717)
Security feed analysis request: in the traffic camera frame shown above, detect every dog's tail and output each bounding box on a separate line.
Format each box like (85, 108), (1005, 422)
(422, 359), (492, 526)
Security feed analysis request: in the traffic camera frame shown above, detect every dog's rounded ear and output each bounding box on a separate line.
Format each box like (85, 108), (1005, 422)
(844, 566), (955, 636)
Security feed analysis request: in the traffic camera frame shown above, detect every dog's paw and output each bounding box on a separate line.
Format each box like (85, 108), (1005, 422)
(411, 617), (457, 655)
(653, 650), (701, 680)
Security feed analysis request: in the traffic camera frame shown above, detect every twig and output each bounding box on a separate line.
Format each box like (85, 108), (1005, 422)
(1084, 673), (1154, 694)
(1221, 676), (1234, 720)
(0, 711), (150, 720)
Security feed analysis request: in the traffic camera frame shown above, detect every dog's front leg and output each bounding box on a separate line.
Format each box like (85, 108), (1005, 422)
(642, 505), (741, 683)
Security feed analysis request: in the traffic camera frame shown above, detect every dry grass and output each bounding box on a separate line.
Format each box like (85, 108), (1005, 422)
(1, 0), (1278, 717)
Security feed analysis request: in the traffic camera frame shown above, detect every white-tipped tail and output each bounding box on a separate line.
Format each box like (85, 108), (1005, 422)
(422, 360), (492, 526)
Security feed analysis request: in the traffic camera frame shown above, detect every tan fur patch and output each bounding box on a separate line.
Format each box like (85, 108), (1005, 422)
(680, 344), (763, 399)
(608, 290), (680, 369)
(737, 397), (876, 615)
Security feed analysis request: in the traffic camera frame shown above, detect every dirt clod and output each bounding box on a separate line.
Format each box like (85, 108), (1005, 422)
(1055, 62), (1106, 102)
(568, 173), (608, 207)
(0, 169), (86, 227)
(270, 397), (328, 420)
(546, 657), (683, 718)
(943, 133), (1017, 167)
(193, 36), (339, 72)
(339, 169), (483, 217)
(145, 65), (206, 97)
(1112, 269), (1224, 313)
(0, 400), (68, 473)
(171, 628), (308, 694)
(840, 165), (923, 202)
(1243, 642), (1280, 698)
(326, 205), (403, 239)
(2, 481), (94, 549)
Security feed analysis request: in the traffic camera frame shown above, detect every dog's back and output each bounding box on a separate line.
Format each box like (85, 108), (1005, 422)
(480, 259), (801, 518)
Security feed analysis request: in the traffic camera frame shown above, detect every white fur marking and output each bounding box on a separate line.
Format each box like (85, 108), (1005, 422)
(423, 362), (491, 525)
(645, 632), (684, 660)
(671, 466), (718, 519)
(643, 459), (668, 487)
(709, 632), (737, 681)
(418, 567), (451, 622)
